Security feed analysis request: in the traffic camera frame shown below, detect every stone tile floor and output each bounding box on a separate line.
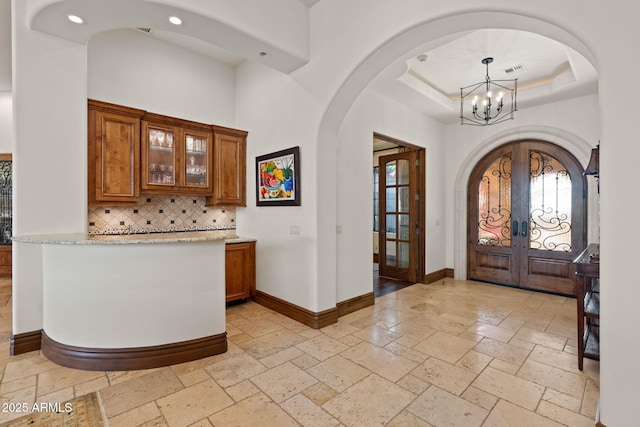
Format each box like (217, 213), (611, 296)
(0, 277), (599, 426)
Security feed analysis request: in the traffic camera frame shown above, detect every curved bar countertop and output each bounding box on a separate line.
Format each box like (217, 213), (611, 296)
(12, 229), (240, 245)
(12, 230), (253, 371)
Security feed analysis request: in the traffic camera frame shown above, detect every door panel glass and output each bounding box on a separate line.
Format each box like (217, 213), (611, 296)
(477, 154), (512, 246)
(386, 241), (396, 266)
(385, 214), (397, 236)
(385, 188), (396, 212)
(386, 161), (396, 185)
(399, 214), (410, 240)
(398, 242), (409, 268)
(397, 159), (409, 185)
(529, 151), (572, 251)
(398, 187), (409, 212)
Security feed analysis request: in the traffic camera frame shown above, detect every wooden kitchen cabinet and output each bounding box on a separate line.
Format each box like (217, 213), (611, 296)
(207, 127), (247, 207)
(88, 100), (144, 205)
(225, 241), (256, 302)
(141, 113), (213, 195)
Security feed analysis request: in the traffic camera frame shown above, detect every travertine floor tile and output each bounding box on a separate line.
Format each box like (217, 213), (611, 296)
(280, 393), (340, 427)
(204, 352), (266, 387)
(351, 324), (401, 347)
(455, 349), (493, 374)
(483, 400), (563, 427)
(542, 388), (582, 412)
(295, 334), (350, 361)
(341, 342), (417, 382)
(461, 386), (498, 410)
(407, 386), (488, 427)
(108, 402), (162, 427)
(36, 366), (104, 397)
(302, 382), (338, 406)
(306, 355), (370, 392)
(156, 379), (234, 427)
(410, 357), (477, 396)
(323, 374), (415, 427)
(100, 368), (184, 418)
(474, 337), (531, 365)
(581, 379), (600, 419)
(537, 400), (597, 427)
(514, 327), (567, 350)
(237, 328), (307, 359)
(2, 354), (59, 383)
(237, 318), (283, 338)
(387, 410), (434, 426)
(413, 331), (476, 364)
(467, 322), (517, 343)
(251, 362), (318, 403)
(517, 359), (587, 399)
(390, 320), (437, 342)
(472, 366), (544, 410)
(208, 392), (298, 427)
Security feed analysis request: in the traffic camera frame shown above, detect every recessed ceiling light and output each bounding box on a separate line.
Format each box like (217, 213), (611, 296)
(67, 15), (84, 24)
(417, 54), (428, 62)
(259, 51), (268, 57)
(168, 16), (182, 25)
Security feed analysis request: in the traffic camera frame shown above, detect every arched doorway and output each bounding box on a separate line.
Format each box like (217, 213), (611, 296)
(467, 140), (587, 295)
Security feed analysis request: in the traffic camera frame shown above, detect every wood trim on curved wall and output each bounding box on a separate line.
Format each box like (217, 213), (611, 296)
(41, 331), (227, 371)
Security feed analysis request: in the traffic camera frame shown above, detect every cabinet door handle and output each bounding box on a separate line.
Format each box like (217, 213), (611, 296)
(512, 220), (518, 236)
(521, 220), (528, 237)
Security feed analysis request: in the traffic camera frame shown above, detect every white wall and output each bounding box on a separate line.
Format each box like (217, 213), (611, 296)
(234, 60), (324, 310)
(88, 29), (235, 127)
(0, 92), (11, 153)
(12, 0), (87, 333)
(336, 90), (446, 302)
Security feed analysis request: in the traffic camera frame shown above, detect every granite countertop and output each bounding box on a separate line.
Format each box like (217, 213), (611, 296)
(12, 230), (256, 245)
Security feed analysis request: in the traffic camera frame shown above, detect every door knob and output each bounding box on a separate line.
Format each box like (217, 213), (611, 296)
(521, 221), (528, 237)
(512, 220), (519, 236)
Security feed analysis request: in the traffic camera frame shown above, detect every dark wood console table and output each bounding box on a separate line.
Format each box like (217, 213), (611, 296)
(573, 243), (600, 370)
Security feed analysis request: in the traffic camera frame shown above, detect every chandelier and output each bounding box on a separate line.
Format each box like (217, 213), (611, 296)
(460, 57), (518, 126)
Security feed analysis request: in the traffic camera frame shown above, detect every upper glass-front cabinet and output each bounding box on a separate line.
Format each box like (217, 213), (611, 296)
(183, 131), (211, 190)
(142, 121), (212, 194)
(144, 124), (176, 188)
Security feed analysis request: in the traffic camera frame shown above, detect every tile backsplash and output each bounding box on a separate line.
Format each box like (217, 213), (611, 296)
(88, 195), (235, 235)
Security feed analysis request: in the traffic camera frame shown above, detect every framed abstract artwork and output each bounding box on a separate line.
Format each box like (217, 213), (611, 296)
(256, 146), (301, 206)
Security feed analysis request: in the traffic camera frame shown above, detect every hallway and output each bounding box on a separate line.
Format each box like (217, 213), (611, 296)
(0, 278), (599, 426)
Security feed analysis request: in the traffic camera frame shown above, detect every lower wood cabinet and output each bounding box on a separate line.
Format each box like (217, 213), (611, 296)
(225, 241), (256, 302)
(0, 246), (11, 277)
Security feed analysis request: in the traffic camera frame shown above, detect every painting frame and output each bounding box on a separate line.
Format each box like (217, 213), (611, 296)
(256, 146), (301, 206)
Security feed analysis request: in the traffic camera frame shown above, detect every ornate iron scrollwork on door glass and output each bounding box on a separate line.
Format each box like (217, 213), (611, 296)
(529, 151), (572, 251)
(0, 160), (11, 245)
(477, 154), (512, 246)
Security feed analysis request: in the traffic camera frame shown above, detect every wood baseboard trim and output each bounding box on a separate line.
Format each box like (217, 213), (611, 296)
(253, 290), (338, 329)
(10, 330), (43, 355)
(424, 268), (454, 284)
(41, 330), (227, 371)
(337, 292), (375, 317)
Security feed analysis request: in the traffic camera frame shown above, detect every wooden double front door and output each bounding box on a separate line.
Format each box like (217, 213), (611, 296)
(467, 140), (587, 295)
